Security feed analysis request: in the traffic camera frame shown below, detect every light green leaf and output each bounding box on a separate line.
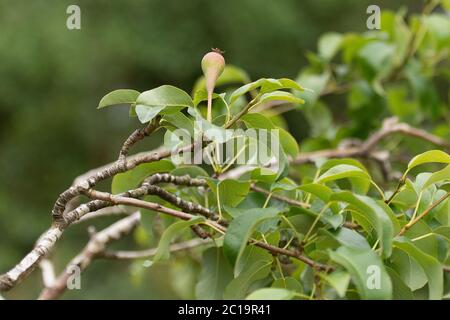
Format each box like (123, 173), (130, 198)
(211, 179), (251, 208)
(433, 226), (450, 242)
(195, 247), (233, 300)
(317, 164), (370, 183)
(153, 216), (205, 263)
(245, 288), (295, 300)
(241, 113), (299, 157)
(320, 270), (351, 298)
(230, 78), (304, 104)
(294, 71), (330, 106)
(329, 191), (394, 258)
(161, 112), (194, 137)
(223, 207), (279, 271)
(422, 164), (450, 190)
(135, 85), (193, 123)
(271, 277), (303, 293)
(297, 183), (333, 202)
(111, 160), (175, 194)
(316, 164), (371, 194)
(241, 113), (275, 130)
(329, 246), (392, 300)
(98, 89), (140, 109)
(318, 32), (343, 61)
(405, 150), (450, 176)
(259, 91), (305, 105)
(390, 248), (428, 291)
(393, 237), (443, 300)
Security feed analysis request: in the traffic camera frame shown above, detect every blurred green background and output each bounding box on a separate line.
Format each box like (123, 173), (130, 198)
(0, 0), (423, 299)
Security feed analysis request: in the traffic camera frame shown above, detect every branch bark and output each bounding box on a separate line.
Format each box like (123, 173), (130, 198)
(38, 212), (141, 300)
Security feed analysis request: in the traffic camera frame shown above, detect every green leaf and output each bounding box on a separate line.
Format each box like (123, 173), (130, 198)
(294, 71), (330, 106)
(318, 32), (343, 61)
(422, 164), (450, 190)
(405, 150), (450, 176)
(245, 288), (295, 300)
(195, 247), (234, 300)
(135, 85), (193, 123)
(260, 78), (304, 94)
(241, 113), (275, 130)
(393, 237), (443, 300)
(161, 112), (194, 137)
(329, 246), (392, 300)
(271, 277), (303, 293)
(98, 89), (140, 109)
(329, 192), (394, 258)
(290, 206), (343, 230)
(319, 227), (371, 250)
(241, 113), (299, 158)
(317, 164), (370, 183)
(207, 179), (250, 209)
(297, 183), (333, 202)
(223, 249), (273, 299)
(230, 78), (304, 104)
(433, 226), (450, 243)
(385, 267), (414, 300)
(111, 160), (175, 194)
(320, 270), (351, 298)
(259, 91), (305, 105)
(223, 207), (279, 271)
(390, 248), (428, 291)
(153, 216), (205, 263)
(316, 164), (371, 194)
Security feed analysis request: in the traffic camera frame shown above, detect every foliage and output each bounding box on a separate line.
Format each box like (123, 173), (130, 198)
(1, 1), (449, 300)
(85, 2), (450, 300)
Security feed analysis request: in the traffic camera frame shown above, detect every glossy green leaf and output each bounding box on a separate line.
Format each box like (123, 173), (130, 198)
(135, 85), (193, 123)
(98, 89), (140, 109)
(329, 246), (392, 300)
(393, 237), (443, 300)
(258, 91), (305, 105)
(230, 78), (304, 104)
(422, 164), (450, 190)
(405, 150), (450, 176)
(317, 164), (370, 183)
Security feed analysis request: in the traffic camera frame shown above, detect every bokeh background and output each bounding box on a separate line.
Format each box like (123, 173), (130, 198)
(0, 0), (426, 299)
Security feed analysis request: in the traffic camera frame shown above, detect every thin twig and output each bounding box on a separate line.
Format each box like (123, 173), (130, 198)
(101, 238), (211, 260)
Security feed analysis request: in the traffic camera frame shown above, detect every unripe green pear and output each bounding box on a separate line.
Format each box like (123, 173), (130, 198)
(201, 49), (225, 122)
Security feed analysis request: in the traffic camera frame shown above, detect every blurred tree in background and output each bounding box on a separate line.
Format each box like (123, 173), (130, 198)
(0, 0), (434, 299)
